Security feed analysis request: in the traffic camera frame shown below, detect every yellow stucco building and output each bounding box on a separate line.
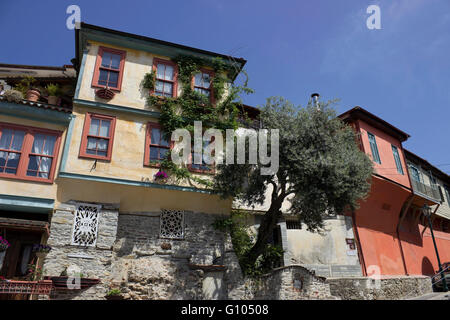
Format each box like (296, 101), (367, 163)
(0, 23), (248, 300)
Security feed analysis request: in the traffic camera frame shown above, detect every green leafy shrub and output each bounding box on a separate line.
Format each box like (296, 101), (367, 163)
(46, 83), (61, 96)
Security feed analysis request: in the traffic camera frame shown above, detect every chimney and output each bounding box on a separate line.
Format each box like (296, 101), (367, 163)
(311, 93), (320, 110)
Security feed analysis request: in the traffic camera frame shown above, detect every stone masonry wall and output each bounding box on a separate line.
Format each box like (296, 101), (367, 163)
(42, 201), (432, 300)
(226, 265), (337, 300)
(327, 275), (432, 300)
(42, 201), (119, 300)
(110, 211), (229, 300)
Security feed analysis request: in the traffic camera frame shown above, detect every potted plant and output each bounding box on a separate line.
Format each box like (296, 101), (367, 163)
(26, 263), (44, 281)
(45, 83), (61, 105)
(15, 76), (41, 102)
(154, 170), (168, 183)
(3, 89), (24, 103)
(32, 244), (52, 259)
(105, 288), (123, 300)
(95, 85), (115, 100)
(0, 236), (10, 271)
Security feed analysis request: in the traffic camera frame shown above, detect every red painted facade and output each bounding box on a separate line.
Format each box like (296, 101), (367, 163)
(340, 107), (450, 277)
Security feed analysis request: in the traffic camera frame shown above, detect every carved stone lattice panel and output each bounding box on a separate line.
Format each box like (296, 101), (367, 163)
(71, 203), (102, 247)
(160, 209), (185, 239)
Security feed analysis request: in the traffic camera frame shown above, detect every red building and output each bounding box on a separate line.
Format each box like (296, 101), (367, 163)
(340, 107), (450, 279)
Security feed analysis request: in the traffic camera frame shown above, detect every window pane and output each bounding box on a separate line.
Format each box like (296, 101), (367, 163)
(160, 148), (169, 160)
(98, 69), (108, 85)
(202, 73), (210, 88)
(368, 133), (380, 164)
(42, 135), (56, 156)
(410, 167), (420, 181)
(99, 120), (111, 138)
(392, 146), (403, 174)
(0, 151), (6, 168)
(195, 87), (210, 97)
(150, 147), (159, 160)
(151, 128), (161, 145)
(101, 52), (112, 68)
(157, 64), (165, 79)
(160, 133), (169, 147)
(108, 71), (119, 88)
(31, 133), (45, 154)
(164, 65), (174, 81)
(194, 73), (202, 86)
(155, 80), (164, 93)
(38, 171), (49, 179)
(89, 119), (100, 136)
(0, 129), (25, 151)
(97, 139), (108, 151)
(6, 152), (20, 170)
(163, 82), (173, 95)
(0, 129), (13, 149)
(11, 130), (25, 151)
(87, 137), (98, 150)
(5, 167), (17, 174)
(39, 157), (52, 174)
(27, 155), (39, 172)
(110, 53), (121, 69)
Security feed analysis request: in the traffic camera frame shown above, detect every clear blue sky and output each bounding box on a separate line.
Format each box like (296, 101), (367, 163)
(1, 0), (449, 172)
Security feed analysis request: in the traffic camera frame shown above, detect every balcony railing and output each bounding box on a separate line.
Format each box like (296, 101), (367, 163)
(410, 178), (442, 202)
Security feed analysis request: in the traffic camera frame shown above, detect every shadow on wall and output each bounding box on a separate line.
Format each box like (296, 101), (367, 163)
(422, 257), (435, 276)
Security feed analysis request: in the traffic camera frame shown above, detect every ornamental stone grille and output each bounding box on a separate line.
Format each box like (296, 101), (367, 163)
(71, 203), (101, 246)
(160, 209), (185, 239)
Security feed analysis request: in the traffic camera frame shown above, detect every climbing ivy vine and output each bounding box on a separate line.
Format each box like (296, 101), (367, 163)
(143, 55), (254, 187)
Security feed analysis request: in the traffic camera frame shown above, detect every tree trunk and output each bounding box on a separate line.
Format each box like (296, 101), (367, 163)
(244, 196), (284, 269)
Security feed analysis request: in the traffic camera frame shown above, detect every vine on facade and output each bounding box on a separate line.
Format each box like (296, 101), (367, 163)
(143, 55), (254, 187)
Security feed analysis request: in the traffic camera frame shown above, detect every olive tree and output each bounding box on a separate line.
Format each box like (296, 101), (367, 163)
(213, 96), (373, 273)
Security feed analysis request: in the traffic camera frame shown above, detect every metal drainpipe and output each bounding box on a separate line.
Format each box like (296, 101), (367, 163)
(351, 208), (367, 276)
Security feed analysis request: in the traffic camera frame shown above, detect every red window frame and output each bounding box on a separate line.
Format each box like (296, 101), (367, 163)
(192, 68), (215, 104)
(151, 58), (178, 98)
(0, 122), (62, 183)
(144, 122), (173, 167)
(79, 113), (116, 161)
(188, 136), (215, 174)
(92, 46), (127, 91)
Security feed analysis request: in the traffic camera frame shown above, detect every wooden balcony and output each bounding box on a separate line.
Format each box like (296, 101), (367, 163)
(410, 177), (442, 203)
(0, 279), (53, 295)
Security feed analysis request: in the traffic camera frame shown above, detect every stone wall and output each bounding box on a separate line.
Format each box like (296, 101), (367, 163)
(226, 265), (337, 300)
(43, 203), (233, 300)
(43, 201), (430, 300)
(327, 275), (432, 300)
(43, 201), (119, 300)
(110, 211), (228, 300)
(42, 201), (341, 300)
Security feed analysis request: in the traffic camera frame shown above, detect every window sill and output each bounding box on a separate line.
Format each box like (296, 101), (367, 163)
(144, 162), (163, 168)
(0, 173), (54, 184)
(78, 154), (112, 162)
(91, 84), (121, 93)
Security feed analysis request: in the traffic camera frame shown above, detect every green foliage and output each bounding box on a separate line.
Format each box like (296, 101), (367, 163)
(142, 71), (156, 90)
(106, 288), (122, 296)
(213, 210), (283, 277)
(144, 55), (253, 186)
(15, 76), (37, 96)
(46, 83), (61, 96)
(213, 96), (373, 269)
